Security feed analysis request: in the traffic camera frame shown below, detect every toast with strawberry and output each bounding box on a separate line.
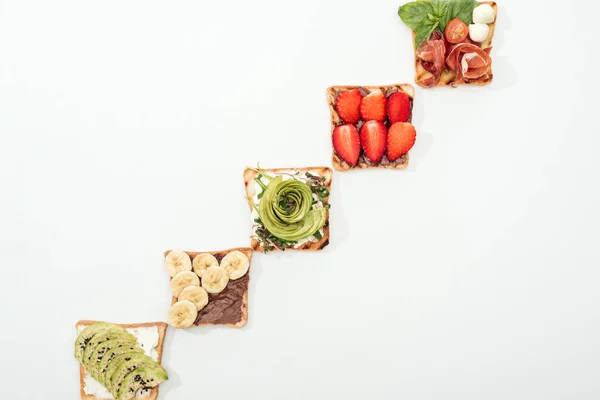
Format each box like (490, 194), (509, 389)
(327, 84), (416, 171)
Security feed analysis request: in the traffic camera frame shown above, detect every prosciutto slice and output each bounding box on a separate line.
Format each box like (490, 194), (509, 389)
(415, 32), (446, 88)
(446, 43), (492, 81)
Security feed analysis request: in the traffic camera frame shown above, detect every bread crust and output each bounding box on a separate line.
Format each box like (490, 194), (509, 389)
(165, 248), (251, 328)
(243, 167), (332, 252)
(326, 84), (414, 171)
(75, 320), (167, 400)
(412, 1), (498, 88)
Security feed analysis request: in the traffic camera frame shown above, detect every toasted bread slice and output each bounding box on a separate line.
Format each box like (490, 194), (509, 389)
(412, 1), (498, 88)
(326, 84), (414, 171)
(75, 320), (167, 400)
(243, 167), (332, 252)
(165, 248), (251, 328)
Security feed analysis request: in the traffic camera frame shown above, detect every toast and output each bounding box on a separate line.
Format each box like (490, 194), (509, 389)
(243, 167), (332, 252)
(412, 1), (498, 88)
(165, 248), (251, 328)
(327, 84), (414, 171)
(75, 320), (167, 400)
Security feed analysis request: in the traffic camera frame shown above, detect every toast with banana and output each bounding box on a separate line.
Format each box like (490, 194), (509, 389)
(74, 320), (167, 400)
(164, 248), (251, 328)
(244, 166), (332, 252)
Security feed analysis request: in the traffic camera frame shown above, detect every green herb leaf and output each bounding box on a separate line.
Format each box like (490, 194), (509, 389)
(432, 0), (450, 31)
(431, 0), (449, 19)
(313, 230), (323, 240)
(398, 1), (433, 31)
(414, 18), (438, 49)
(447, 0), (478, 26)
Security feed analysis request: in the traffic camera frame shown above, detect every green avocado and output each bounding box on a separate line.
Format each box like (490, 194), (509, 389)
(83, 328), (135, 369)
(88, 337), (137, 379)
(257, 176), (326, 241)
(97, 346), (143, 386)
(117, 365), (168, 400)
(74, 322), (121, 363)
(107, 353), (158, 397)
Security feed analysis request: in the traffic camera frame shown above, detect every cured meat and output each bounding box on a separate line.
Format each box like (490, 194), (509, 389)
(446, 43), (492, 81)
(415, 33), (446, 88)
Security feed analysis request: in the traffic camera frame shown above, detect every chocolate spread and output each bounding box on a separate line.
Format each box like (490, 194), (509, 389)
(194, 274), (248, 325)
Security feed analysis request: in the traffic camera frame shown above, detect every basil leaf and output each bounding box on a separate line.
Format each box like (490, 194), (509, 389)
(414, 18), (438, 49)
(448, 0), (478, 25)
(435, 0), (452, 31)
(431, 0), (449, 20)
(398, 1), (433, 31)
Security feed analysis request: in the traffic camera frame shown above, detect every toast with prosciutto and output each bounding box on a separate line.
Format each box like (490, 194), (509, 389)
(398, 0), (498, 88)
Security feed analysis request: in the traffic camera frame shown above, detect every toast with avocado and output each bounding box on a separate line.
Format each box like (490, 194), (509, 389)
(75, 320), (167, 400)
(244, 166), (332, 252)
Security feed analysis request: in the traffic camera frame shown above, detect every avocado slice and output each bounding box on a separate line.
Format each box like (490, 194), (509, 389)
(74, 322), (121, 362)
(117, 366), (168, 400)
(107, 353), (157, 396)
(97, 346), (143, 386)
(257, 176), (327, 241)
(87, 337), (137, 379)
(103, 352), (145, 390)
(83, 328), (134, 369)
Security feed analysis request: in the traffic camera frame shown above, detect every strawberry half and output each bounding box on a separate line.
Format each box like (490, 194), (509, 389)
(332, 124), (361, 165)
(387, 92), (411, 124)
(335, 89), (362, 124)
(360, 120), (387, 163)
(360, 90), (387, 122)
(387, 122), (416, 162)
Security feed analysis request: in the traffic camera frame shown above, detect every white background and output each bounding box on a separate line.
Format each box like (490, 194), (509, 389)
(1, 0), (599, 399)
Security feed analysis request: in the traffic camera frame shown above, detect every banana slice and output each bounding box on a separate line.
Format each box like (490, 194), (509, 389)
(220, 250), (250, 280)
(168, 300), (197, 328)
(178, 285), (209, 311)
(192, 253), (219, 277)
(201, 266), (229, 294)
(165, 250), (192, 277)
(170, 271), (200, 297)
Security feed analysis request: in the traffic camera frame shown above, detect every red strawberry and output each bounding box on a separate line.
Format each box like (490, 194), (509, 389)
(360, 121), (387, 163)
(360, 90), (387, 122)
(335, 89), (362, 124)
(387, 122), (416, 161)
(332, 124), (361, 165)
(387, 92), (411, 123)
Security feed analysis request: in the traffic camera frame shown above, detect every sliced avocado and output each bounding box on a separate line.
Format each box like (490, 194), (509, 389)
(103, 352), (145, 389)
(88, 337), (137, 379)
(258, 176), (327, 241)
(117, 366), (168, 400)
(107, 353), (157, 396)
(83, 327), (134, 368)
(97, 346), (143, 386)
(74, 322), (120, 362)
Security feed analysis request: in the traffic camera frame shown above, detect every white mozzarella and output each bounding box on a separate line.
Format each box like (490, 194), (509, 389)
(469, 23), (490, 43)
(473, 4), (495, 24)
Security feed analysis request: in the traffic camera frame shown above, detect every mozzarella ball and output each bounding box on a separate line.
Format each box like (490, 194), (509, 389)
(469, 23), (490, 43)
(473, 4), (495, 24)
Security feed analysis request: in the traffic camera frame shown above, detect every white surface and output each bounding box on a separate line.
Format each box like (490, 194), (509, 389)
(0, 0), (599, 399)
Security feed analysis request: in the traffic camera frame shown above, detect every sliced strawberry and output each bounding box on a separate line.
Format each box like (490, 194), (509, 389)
(332, 124), (361, 165)
(335, 89), (362, 124)
(360, 121), (387, 163)
(387, 122), (416, 162)
(360, 90), (387, 122)
(387, 92), (411, 124)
